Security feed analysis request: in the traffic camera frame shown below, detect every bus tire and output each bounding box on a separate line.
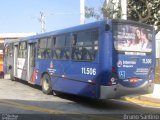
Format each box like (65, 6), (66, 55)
(41, 74), (52, 95)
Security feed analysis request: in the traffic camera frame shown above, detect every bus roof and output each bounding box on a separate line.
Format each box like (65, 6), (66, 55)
(20, 20), (107, 41)
(7, 19), (153, 43)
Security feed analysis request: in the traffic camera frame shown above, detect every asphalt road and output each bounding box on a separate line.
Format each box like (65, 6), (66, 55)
(0, 78), (160, 120)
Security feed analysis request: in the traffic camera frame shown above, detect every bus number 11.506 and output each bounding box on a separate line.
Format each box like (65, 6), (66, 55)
(81, 67), (96, 75)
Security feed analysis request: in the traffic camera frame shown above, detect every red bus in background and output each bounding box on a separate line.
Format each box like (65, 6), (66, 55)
(0, 40), (5, 77)
(0, 50), (3, 75)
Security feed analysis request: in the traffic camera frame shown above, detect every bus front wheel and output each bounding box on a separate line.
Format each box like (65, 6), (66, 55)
(41, 74), (52, 95)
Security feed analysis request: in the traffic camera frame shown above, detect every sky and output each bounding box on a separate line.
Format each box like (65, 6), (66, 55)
(0, 0), (103, 33)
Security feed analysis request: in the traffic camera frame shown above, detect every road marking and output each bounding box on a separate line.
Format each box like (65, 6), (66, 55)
(0, 99), (71, 114)
(122, 97), (160, 107)
(0, 99), (121, 120)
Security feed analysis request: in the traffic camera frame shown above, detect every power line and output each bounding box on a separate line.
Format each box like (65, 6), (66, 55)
(34, 11), (79, 33)
(35, 1), (85, 32)
(38, 11), (46, 33)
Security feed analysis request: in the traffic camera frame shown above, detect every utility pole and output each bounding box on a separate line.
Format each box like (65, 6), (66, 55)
(103, 0), (127, 19)
(80, 0), (85, 24)
(120, 0), (127, 20)
(38, 11), (46, 33)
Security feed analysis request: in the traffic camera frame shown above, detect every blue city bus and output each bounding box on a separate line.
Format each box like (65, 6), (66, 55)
(3, 19), (155, 99)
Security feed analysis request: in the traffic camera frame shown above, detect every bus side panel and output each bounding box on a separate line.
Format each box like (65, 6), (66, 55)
(35, 59), (98, 98)
(98, 22), (117, 99)
(16, 58), (28, 80)
(53, 78), (97, 98)
(56, 61), (98, 98)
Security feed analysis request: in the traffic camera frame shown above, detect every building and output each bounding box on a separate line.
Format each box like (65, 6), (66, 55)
(0, 33), (36, 73)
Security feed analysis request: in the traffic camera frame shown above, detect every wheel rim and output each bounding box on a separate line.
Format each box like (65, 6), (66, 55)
(43, 79), (49, 90)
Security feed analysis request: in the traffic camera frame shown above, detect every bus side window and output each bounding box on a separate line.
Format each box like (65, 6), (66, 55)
(52, 34), (71, 60)
(52, 37), (58, 59)
(71, 30), (98, 61)
(18, 42), (27, 58)
(38, 38), (50, 59)
(64, 35), (71, 59)
(71, 34), (81, 60)
(46, 37), (53, 59)
(38, 39), (44, 59)
(55, 35), (66, 59)
(92, 30), (99, 59)
(81, 31), (92, 61)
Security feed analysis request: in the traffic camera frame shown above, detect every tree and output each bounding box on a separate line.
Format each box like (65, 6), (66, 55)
(85, 7), (102, 20)
(85, 0), (160, 34)
(85, 0), (121, 20)
(128, 0), (160, 34)
(101, 0), (121, 19)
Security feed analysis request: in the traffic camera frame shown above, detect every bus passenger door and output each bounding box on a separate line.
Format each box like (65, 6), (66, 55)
(27, 43), (36, 83)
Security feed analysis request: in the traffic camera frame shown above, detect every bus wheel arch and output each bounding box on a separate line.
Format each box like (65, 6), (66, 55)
(41, 73), (52, 95)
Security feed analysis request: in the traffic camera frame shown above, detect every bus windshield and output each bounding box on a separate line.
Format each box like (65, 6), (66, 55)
(113, 24), (153, 53)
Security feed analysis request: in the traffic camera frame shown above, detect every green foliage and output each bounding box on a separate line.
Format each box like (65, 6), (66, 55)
(128, 0), (160, 34)
(85, 0), (160, 34)
(85, 7), (101, 20)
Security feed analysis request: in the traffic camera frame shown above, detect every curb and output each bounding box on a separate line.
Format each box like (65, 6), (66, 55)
(152, 84), (160, 98)
(121, 84), (160, 107)
(121, 95), (160, 107)
(138, 95), (160, 104)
